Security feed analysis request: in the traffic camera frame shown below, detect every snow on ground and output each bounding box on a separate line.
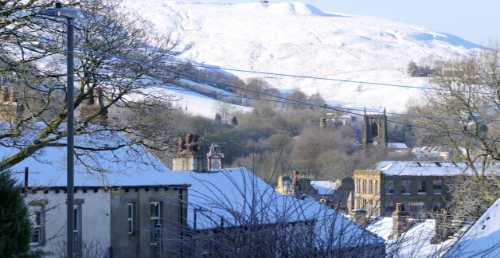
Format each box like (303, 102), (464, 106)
(445, 199), (500, 258)
(368, 217), (455, 258)
(161, 86), (252, 118)
(126, 83), (252, 118)
(120, 0), (480, 113)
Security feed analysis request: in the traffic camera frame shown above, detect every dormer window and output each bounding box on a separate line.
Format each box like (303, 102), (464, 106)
(210, 158), (222, 170)
(207, 143), (224, 171)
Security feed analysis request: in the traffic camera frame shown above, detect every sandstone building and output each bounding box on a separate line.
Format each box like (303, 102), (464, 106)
(353, 161), (499, 218)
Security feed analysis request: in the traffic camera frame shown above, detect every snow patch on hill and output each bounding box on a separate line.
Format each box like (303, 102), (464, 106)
(121, 0), (481, 113)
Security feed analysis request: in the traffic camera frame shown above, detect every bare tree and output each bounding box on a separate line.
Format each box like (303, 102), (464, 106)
(411, 46), (500, 230)
(0, 0), (185, 171)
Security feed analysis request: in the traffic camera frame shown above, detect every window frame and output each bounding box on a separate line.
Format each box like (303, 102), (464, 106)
(29, 207), (45, 246)
(417, 180), (427, 195)
(127, 202), (136, 235)
(150, 201), (163, 258)
(401, 180), (411, 195)
(433, 179), (443, 195)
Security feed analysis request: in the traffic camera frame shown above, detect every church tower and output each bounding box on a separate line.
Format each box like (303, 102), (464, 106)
(362, 110), (388, 147)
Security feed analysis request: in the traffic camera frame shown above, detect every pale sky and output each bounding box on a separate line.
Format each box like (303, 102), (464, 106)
(199, 0), (499, 44)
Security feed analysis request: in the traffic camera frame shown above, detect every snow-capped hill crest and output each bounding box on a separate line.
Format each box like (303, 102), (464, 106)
(121, 0), (482, 113)
(261, 1), (336, 17)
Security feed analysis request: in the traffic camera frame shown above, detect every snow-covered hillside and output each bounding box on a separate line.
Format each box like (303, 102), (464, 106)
(121, 0), (481, 112)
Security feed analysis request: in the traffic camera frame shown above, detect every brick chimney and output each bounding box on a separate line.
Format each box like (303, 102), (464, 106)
(172, 134), (204, 172)
(291, 170), (301, 195)
(432, 209), (452, 243)
(391, 203), (410, 239)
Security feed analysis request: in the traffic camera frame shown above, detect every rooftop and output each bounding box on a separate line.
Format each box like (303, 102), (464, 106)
(2, 130), (384, 247)
(310, 180), (337, 195)
(373, 161), (499, 177)
(445, 199), (500, 258)
(368, 218), (455, 258)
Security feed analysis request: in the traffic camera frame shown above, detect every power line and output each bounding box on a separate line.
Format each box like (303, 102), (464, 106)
(181, 62), (494, 95)
(7, 31), (499, 125)
(9, 30), (495, 96)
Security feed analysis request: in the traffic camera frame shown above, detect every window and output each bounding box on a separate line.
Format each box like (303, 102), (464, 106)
(433, 180), (443, 194)
(417, 180), (427, 194)
(210, 158), (222, 170)
(30, 208), (44, 246)
(401, 180), (411, 195)
(375, 180), (379, 195)
(368, 180), (373, 194)
(362, 180), (367, 194)
(385, 180), (394, 195)
(127, 202), (136, 235)
(150, 201), (163, 258)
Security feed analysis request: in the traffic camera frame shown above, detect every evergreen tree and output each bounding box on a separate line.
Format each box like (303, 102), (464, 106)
(0, 171), (31, 258)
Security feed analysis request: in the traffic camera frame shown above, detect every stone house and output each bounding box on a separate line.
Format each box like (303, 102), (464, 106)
(353, 161), (499, 218)
(6, 133), (191, 258)
(276, 171), (355, 214)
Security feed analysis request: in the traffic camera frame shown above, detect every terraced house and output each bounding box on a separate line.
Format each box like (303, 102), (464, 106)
(353, 161), (499, 218)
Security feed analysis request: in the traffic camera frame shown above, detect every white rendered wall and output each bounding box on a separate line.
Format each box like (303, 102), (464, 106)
(25, 190), (111, 257)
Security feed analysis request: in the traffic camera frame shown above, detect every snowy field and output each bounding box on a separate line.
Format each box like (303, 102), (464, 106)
(120, 0), (480, 113)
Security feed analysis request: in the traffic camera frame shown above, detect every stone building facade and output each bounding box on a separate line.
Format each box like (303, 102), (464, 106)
(351, 161), (481, 218)
(110, 186), (188, 258)
(21, 179), (188, 258)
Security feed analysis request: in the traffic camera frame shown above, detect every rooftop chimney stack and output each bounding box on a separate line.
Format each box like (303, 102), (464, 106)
(391, 203), (410, 239)
(172, 134), (204, 172)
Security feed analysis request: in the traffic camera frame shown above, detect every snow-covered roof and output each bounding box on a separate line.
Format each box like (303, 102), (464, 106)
(310, 180), (337, 195)
(445, 199), (500, 258)
(411, 145), (453, 159)
(368, 218), (455, 258)
(373, 161), (500, 177)
(387, 142), (409, 150)
(2, 131), (383, 247)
